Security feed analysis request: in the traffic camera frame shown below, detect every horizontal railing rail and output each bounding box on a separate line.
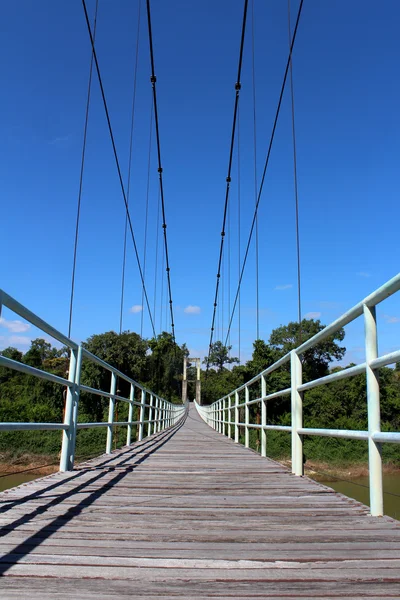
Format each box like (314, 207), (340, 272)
(0, 289), (187, 472)
(195, 273), (400, 517)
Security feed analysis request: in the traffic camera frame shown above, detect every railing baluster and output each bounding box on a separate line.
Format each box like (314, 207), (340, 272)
(106, 372), (117, 454)
(148, 394), (154, 437)
(245, 386), (249, 448)
(364, 304), (383, 516)
(291, 350), (303, 476)
(228, 396), (231, 438)
(126, 384), (135, 446)
(153, 396), (158, 434)
(234, 391), (239, 443)
(261, 375), (267, 457)
(69, 346), (83, 469)
(138, 389), (146, 441)
(158, 398), (163, 432)
(60, 345), (82, 471)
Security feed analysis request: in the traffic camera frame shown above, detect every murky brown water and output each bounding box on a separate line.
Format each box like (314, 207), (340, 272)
(0, 472), (40, 492)
(317, 474), (400, 521)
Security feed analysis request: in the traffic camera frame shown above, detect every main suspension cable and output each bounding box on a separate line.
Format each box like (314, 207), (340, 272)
(237, 103), (241, 364)
(206, 0), (249, 372)
(141, 100), (154, 337)
(81, 0), (156, 337)
(288, 0), (302, 331)
(145, 0), (176, 343)
(68, 0), (99, 338)
(120, 0), (142, 335)
(251, 0), (260, 340)
(224, 0), (304, 348)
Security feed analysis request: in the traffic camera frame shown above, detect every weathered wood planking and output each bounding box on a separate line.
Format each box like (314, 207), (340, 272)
(0, 405), (399, 598)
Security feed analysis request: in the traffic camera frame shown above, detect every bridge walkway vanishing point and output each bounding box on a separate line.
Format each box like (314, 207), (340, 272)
(0, 404), (399, 599)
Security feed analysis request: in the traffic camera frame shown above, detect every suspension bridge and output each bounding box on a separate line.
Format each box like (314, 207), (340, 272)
(1, 0), (400, 597)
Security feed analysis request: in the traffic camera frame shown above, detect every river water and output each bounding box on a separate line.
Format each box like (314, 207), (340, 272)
(0, 471), (399, 520)
(321, 474), (400, 521)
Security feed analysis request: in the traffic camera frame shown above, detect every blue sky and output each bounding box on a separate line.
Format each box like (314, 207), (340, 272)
(0, 0), (399, 366)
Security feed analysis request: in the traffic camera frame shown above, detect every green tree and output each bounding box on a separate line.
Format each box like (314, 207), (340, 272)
(81, 331), (148, 418)
(23, 338), (56, 369)
(0, 347), (23, 384)
(147, 332), (187, 402)
(269, 319), (346, 381)
(204, 341), (239, 372)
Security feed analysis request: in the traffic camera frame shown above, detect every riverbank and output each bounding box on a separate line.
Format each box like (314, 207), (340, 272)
(278, 457), (400, 480)
(0, 452), (59, 477)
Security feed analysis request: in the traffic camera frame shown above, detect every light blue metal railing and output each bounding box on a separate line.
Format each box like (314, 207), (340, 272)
(0, 289), (187, 472)
(195, 273), (400, 517)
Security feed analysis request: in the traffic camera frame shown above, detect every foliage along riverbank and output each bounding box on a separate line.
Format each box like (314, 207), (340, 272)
(0, 317), (399, 467)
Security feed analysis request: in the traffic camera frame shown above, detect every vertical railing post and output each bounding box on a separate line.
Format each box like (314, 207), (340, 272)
(147, 394), (154, 437)
(218, 400), (222, 433)
(106, 371), (117, 454)
(69, 346), (83, 469)
(153, 396), (159, 434)
(364, 304), (383, 516)
(234, 391), (239, 443)
(126, 384), (135, 446)
(245, 386), (250, 448)
(261, 375), (267, 457)
(158, 398), (162, 432)
(138, 389), (146, 441)
(60, 345), (82, 471)
(228, 396), (232, 439)
(222, 398), (226, 436)
(291, 350), (303, 476)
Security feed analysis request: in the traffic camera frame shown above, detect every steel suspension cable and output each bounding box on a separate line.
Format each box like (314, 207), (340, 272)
(238, 103), (241, 365)
(206, 0), (249, 372)
(141, 100), (154, 337)
(288, 0), (302, 331)
(224, 0), (304, 348)
(68, 0), (99, 338)
(120, 0), (142, 335)
(146, 0), (176, 343)
(81, 0), (156, 337)
(159, 231), (165, 332)
(153, 187), (161, 330)
(251, 0), (260, 340)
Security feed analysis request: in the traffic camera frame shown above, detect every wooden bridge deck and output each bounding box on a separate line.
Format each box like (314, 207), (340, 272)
(0, 405), (399, 599)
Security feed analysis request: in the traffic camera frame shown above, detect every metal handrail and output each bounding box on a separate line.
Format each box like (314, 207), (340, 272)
(195, 273), (400, 517)
(0, 289), (187, 472)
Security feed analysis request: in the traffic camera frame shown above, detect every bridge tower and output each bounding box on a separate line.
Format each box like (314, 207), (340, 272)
(182, 357), (201, 405)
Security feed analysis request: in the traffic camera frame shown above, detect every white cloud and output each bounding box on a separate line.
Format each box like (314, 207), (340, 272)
(130, 305), (143, 314)
(274, 284), (293, 291)
(0, 335), (32, 350)
(383, 314), (400, 324)
(0, 317), (31, 333)
(184, 305), (201, 314)
(357, 271), (371, 278)
(304, 311), (321, 319)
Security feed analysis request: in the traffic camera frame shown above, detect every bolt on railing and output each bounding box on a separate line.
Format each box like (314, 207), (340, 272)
(196, 273), (400, 517)
(0, 289), (187, 473)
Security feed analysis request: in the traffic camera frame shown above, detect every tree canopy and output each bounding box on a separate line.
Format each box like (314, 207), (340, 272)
(203, 341), (239, 372)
